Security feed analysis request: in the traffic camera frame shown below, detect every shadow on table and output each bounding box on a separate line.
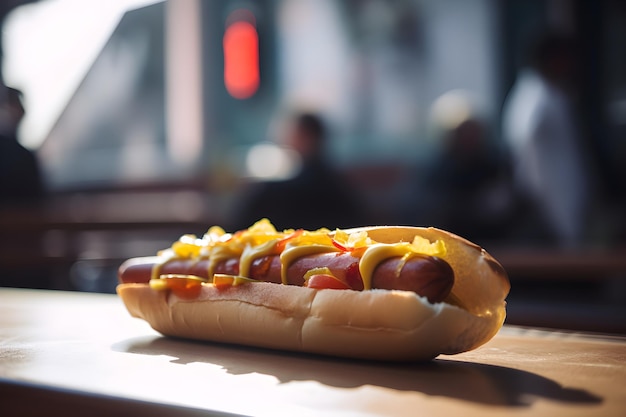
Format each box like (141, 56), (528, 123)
(113, 335), (602, 408)
(0, 379), (245, 417)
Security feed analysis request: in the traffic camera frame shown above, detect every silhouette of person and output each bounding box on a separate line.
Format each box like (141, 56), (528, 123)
(502, 31), (589, 247)
(0, 86), (47, 289)
(233, 112), (364, 231)
(394, 89), (518, 245)
(404, 113), (515, 244)
(0, 86), (44, 207)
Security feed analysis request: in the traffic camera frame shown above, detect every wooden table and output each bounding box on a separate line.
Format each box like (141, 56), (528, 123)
(1, 288), (624, 417)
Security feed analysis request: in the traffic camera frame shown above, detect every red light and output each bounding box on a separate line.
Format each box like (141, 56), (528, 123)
(223, 20), (259, 99)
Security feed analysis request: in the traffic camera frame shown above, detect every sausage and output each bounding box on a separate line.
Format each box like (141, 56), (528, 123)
(118, 252), (454, 303)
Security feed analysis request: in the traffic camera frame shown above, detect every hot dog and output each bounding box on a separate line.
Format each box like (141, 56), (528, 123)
(116, 219), (510, 361)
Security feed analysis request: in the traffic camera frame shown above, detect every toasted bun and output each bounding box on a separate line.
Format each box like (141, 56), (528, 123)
(116, 226), (509, 361)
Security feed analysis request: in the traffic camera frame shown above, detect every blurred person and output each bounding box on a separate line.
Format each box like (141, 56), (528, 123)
(502, 31), (589, 247)
(401, 111), (517, 245)
(395, 89), (518, 245)
(0, 86), (47, 289)
(0, 86), (44, 207)
(233, 112), (365, 231)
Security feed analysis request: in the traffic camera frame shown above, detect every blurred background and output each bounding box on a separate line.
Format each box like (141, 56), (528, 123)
(0, 0), (624, 334)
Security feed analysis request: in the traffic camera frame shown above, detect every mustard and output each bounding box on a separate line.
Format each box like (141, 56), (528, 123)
(280, 245), (339, 284)
(151, 248), (178, 281)
(239, 239), (280, 277)
(207, 244), (242, 279)
(359, 243), (414, 289)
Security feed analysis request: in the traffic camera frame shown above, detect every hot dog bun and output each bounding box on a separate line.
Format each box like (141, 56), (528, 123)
(116, 224), (509, 361)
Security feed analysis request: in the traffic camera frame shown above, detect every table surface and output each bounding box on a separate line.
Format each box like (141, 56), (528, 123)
(1, 287), (625, 417)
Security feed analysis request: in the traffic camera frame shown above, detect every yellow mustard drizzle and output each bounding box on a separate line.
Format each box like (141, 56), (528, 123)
(206, 244), (241, 279)
(359, 243), (411, 289)
(151, 262), (161, 282)
(239, 239), (280, 277)
(280, 245), (340, 284)
(151, 248), (179, 281)
(358, 237), (446, 289)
